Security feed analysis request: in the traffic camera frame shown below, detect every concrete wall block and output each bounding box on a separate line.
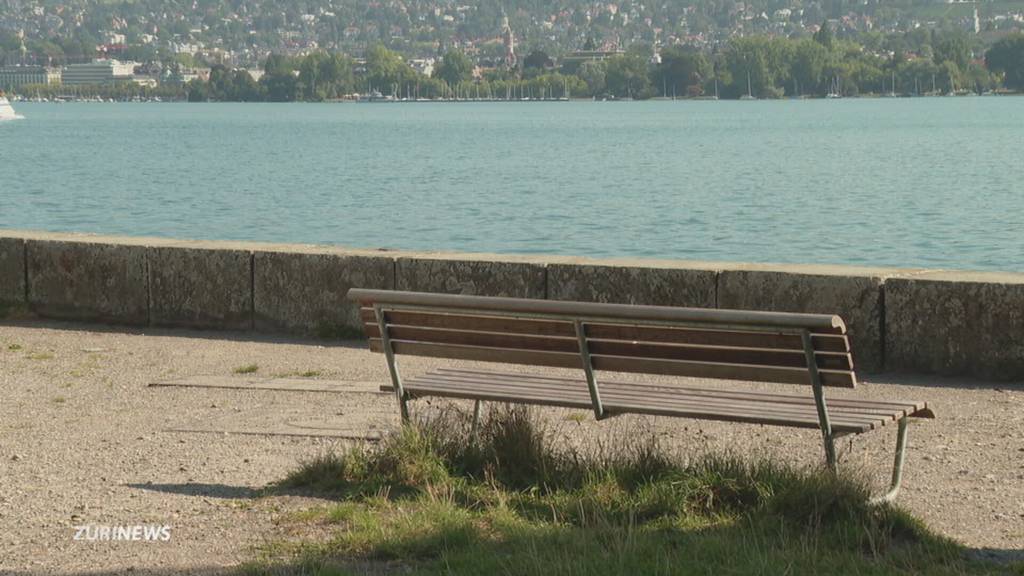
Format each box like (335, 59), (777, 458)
(885, 274), (1024, 380)
(26, 239), (148, 324)
(396, 257), (546, 298)
(149, 245), (252, 330)
(0, 237), (25, 308)
(254, 250), (394, 336)
(547, 263), (717, 308)
(718, 269), (885, 373)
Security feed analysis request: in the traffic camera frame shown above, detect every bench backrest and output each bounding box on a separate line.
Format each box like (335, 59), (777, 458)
(348, 289), (856, 388)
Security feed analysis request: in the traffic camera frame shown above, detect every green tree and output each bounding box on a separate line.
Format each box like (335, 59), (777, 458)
(522, 49), (553, 75)
(605, 52), (651, 98)
(186, 79), (209, 102)
(577, 59), (606, 96)
(933, 34), (971, 71)
(965, 62), (994, 93)
(813, 20), (834, 50)
(986, 34), (1024, 90)
(263, 53), (294, 76)
(229, 70), (262, 101)
(364, 44), (416, 93)
(724, 36), (787, 98)
(433, 50), (473, 87)
(298, 52), (354, 100)
(261, 70), (299, 102)
(791, 39), (829, 95)
(654, 45), (710, 96)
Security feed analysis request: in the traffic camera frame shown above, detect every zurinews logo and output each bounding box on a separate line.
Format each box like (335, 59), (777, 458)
(74, 525), (172, 542)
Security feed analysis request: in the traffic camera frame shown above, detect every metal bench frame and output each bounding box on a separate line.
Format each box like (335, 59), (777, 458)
(369, 300), (915, 504)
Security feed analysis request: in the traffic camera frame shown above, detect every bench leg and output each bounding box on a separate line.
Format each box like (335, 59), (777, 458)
(823, 433), (838, 472)
(869, 417), (909, 505)
(801, 331), (837, 472)
(470, 400), (483, 439)
(375, 306), (409, 422)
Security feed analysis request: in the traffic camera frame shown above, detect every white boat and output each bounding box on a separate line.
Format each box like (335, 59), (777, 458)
(0, 91), (19, 120)
(826, 76), (842, 99)
(357, 89), (396, 103)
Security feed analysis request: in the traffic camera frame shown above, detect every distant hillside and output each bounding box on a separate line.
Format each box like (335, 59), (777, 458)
(1, 0), (1022, 67)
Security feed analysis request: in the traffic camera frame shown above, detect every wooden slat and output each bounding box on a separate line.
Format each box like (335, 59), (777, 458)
(428, 369), (921, 418)
(380, 326), (579, 353)
(413, 373), (890, 421)
(365, 324), (849, 370)
(361, 308), (850, 353)
(360, 307), (375, 323)
(587, 340), (853, 371)
(584, 323), (849, 353)
(363, 324), (849, 355)
(401, 380), (871, 433)
(407, 375), (886, 427)
(377, 340), (584, 369)
(591, 355), (856, 388)
(349, 290), (847, 333)
(360, 308), (576, 337)
(367, 340), (856, 387)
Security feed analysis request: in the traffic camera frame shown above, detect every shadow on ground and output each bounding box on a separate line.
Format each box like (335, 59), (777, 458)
(6, 565), (241, 569)
(0, 318), (368, 349)
(126, 482), (341, 501)
(126, 482), (264, 499)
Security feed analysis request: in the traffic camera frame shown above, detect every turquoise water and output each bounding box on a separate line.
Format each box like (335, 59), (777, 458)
(2, 100), (1022, 271)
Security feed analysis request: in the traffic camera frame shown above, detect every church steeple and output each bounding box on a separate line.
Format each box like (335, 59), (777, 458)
(501, 10), (517, 69)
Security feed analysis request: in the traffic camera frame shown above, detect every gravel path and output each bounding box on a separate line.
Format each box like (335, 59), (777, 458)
(0, 321), (1021, 574)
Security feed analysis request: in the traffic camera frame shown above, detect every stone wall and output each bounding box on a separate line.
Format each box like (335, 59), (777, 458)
(0, 237), (25, 311)
(2, 229), (1022, 381)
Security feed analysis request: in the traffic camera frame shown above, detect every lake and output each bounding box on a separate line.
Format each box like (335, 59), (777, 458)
(2, 99), (1022, 271)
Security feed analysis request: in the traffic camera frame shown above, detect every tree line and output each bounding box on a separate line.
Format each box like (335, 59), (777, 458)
(185, 28), (1024, 102)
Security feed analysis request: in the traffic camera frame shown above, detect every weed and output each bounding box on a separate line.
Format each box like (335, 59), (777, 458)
(234, 364), (260, 374)
(258, 407), (999, 576)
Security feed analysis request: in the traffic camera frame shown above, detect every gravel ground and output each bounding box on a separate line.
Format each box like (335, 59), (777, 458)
(0, 320), (1021, 575)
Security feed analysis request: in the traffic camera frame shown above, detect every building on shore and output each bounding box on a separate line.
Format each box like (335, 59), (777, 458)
(161, 67), (212, 85)
(0, 65), (62, 91)
(559, 49), (626, 74)
(61, 60), (139, 86)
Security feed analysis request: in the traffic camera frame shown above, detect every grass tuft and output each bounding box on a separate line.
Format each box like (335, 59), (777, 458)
(234, 364), (260, 374)
(257, 406), (999, 576)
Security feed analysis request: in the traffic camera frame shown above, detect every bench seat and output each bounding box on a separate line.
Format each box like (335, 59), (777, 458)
(389, 367), (931, 435)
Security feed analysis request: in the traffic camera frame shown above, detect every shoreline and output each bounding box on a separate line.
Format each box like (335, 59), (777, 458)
(8, 92), (1021, 104)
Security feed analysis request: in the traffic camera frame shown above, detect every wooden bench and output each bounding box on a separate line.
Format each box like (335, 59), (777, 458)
(347, 288), (935, 503)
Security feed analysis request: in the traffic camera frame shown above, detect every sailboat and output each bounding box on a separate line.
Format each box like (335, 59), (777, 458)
(882, 70), (897, 97)
(0, 90), (19, 120)
(739, 72), (757, 100)
(826, 76), (842, 98)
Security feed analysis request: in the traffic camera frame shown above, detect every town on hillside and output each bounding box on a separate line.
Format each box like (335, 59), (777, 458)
(1, 0), (1023, 100)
